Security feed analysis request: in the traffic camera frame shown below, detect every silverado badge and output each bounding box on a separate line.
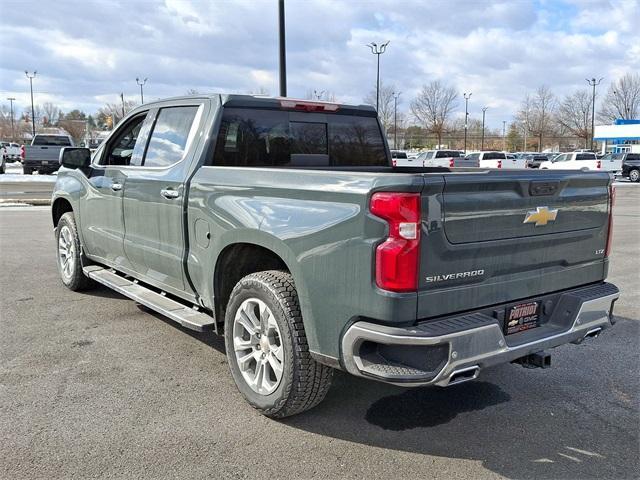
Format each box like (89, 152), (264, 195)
(523, 206), (558, 227)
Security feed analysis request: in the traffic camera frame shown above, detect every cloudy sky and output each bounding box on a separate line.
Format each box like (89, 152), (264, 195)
(1, 0), (638, 128)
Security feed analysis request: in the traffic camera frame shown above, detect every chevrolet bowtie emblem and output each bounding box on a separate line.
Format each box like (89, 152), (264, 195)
(523, 206), (558, 226)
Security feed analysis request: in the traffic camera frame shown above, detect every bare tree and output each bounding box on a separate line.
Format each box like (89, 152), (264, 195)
(518, 86), (556, 152)
(364, 82), (396, 133)
(598, 72), (640, 122)
(410, 81), (458, 147)
(556, 89), (592, 148)
(41, 102), (62, 126)
(96, 100), (137, 129)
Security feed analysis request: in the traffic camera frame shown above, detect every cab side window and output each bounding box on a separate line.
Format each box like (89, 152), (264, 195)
(99, 113), (148, 166)
(143, 106), (200, 167)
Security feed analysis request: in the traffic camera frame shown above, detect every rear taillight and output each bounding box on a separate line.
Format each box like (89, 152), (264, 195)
(449, 158), (455, 168)
(20, 145), (25, 159)
(370, 192), (421, 292)
(597, 160), (601, 169)
(497, 160), (502, 168)
(392, 159), (397, 167)
(605, 184), (615, 257)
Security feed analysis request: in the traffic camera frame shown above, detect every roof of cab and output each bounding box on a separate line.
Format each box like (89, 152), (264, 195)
(136, 93), (377, 116)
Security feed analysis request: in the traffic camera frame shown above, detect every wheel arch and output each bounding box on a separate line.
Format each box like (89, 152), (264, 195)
(52, 197), (73, 227)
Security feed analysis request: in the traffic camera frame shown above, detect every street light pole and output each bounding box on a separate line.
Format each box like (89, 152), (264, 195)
(502, 120), (507, 151)
(586, 77), (603, 151)
(120, 93), (125, 118)
(392, 91), (401, 149)
(313, 90), (325, 100)
(481, 106), (488, 151)
(366, 41), (390, 112)
(463, 92), (472, 154)
(24, 71), (37, 137)
(278, 0), (287, 97)
(136, 77), (147, 104)
(7, 97), (16, 141)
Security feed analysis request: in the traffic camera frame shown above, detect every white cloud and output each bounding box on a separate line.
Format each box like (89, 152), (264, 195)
(0, 0), (638, 128)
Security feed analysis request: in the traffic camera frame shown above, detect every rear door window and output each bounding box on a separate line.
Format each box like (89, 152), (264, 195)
(143, 106), (200, 167)
(213, 108), (387, 167)
(576, 153), (597, 161)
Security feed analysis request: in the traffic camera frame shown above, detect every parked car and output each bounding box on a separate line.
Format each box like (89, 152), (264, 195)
(1, 141), (22, 162)
(467, 151), (527, 169)
(539, 151), (621, 173)
(52, 94), (619, 418)
(524, 154), (550, 169)
(616, 152), (640, 182)
(391, 149), (421, 167)
(418, 149), (479, 167)
(23, 134), (74, 174)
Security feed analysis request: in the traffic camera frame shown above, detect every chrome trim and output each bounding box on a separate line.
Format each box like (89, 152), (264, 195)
(341, 290), (619, 387)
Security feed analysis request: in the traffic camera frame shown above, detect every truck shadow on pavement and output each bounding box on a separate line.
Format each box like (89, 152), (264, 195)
(283, 316), (638, 480)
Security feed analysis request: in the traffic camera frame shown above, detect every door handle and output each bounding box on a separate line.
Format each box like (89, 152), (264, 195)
(161, 188), (180, 199)
(111, 183), (123, 191)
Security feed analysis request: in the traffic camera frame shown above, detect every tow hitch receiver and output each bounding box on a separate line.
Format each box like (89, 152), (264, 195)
(513, 351), (551, 369)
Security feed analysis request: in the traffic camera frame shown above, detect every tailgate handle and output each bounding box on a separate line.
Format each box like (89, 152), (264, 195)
(530, 181), (559, 196)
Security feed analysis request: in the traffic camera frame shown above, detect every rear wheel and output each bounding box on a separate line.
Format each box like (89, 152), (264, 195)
(55, 212), (95, 291)
(629, 168), (640, 183)
(224, 270), (333, 418)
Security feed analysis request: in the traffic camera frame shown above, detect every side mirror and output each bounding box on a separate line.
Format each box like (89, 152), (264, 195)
(59, 147), (91, 169)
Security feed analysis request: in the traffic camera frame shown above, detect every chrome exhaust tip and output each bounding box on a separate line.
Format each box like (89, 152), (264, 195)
(447, 365), (480, 386)
(585, 327), (602, 339)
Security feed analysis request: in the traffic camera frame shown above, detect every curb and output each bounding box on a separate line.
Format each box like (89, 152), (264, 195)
(0, 199), (51, 206)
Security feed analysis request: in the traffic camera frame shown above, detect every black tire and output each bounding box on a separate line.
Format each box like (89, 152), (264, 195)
(55, 212), (96, 291)
(629, 168), (640, 183)
(224, 270), (333, 418)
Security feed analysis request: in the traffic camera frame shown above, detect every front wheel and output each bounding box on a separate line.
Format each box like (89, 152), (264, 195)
(55, 212), (95, 291)
(224, 270), (333, 418)
(629, 168), (640, 183)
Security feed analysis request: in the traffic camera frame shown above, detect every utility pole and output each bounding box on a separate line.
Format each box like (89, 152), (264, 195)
(120, 93), (125, 118)
(586, 77), (603, 151)
(278, 0), (287, 97)
(136, 77), (147, 104)
(481, 106), (488, 151)
(463, 92), (472, 154)
(366, 41), (390, 112)
(392, 91), (401, 149)
(7, 97), (16, 141)
(25, 71), (37, 137)
(502, 120), (507, 151)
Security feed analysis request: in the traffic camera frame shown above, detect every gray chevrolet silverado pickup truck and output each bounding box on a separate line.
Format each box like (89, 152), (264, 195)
(24, 133), (74, 174)
(51, 94), (619, 417)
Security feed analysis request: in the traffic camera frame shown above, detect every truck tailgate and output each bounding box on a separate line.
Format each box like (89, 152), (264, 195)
(417, 170), (612, 320)
(25, 146), (62, 161)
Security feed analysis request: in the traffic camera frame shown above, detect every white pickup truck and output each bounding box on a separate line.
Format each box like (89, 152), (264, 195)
(466, 151), (527, 169)
(539, 152), (621, 173)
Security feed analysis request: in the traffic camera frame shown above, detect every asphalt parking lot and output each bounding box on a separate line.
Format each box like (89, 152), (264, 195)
(0, 188), (638, 479)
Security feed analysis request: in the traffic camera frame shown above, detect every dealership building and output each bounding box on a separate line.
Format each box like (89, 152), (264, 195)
(594, 119), (640, 154)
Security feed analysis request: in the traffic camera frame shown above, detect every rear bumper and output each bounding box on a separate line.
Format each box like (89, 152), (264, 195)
(341, 282), (619, 386)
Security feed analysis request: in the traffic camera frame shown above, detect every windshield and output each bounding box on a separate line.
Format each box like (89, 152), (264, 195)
(435, 150), (461, 158)
(32, 135), (72, 146)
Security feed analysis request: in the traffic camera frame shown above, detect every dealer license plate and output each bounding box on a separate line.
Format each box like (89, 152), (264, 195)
(504, 301), (540, 335)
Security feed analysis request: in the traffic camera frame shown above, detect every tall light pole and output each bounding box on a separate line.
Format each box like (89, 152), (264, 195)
(366, 41), (390, 112)
(278, 0), (287, 97)
(523, 110), (528, 152)
(586, 77), (603, 151)
(136, 77), (147, 104)
(25, 71), (37, 137)
(502, 120), (507, 151)
(7, 97), (16, 141)
(392, 91), (401, 149)
(463, 92), (472, 154)
(481, 106), (488, 151)
(120, 93), (125, 118)
(313, 90), (325, 100)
